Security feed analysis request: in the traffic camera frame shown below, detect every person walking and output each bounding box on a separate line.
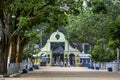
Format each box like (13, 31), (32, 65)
(64, 61), (67, 67)
(61, 61), (64, 67)
(67, 61), (70, 67)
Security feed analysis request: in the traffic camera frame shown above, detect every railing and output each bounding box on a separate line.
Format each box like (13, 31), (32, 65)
(7, 62), (33, 75)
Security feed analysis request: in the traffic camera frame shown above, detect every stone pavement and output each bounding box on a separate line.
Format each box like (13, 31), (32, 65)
(3, 66), (120, 80)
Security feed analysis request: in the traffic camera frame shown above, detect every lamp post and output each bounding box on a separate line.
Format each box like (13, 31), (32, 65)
(36, 29), (42, 49)
(40, 29), (42, 49)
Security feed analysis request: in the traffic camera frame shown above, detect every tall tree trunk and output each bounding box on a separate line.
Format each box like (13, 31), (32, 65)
(17, 34), (29, 63)
(10, 36), (17, 63)
(10, 9), (20, 63)
(0, 9), (8, 75)
(0, 1), (12, 75)
(18, 41), (25, 63)
(0, 20), (4, 75)
(0, 11), (3, 74)
(3, 33), (10, 75)
(0, 27), (10, 75)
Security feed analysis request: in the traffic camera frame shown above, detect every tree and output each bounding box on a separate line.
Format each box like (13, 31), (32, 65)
(65, 0), (120, 63)
(66, 10), (111, 51)
(22, 28), (40, 60)
(90, 0), (120, 49)
(0, 0), (13, 75)
(0, 0), (83, 75)
(107, 15), (120, 49)
(66, 0), (120, 51)
(90, 39), (116, 62)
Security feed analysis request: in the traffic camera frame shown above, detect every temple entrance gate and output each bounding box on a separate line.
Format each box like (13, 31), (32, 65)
(38, 30), (80, 66)
(51, 42), (64, 66)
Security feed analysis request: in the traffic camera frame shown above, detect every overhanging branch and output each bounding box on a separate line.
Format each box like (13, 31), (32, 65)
(10, 27), (22, 40)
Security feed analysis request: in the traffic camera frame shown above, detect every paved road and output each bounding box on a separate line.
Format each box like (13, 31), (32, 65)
(4, 66), (120, 80)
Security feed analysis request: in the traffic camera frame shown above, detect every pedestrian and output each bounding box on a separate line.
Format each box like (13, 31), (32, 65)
(52, 58), (55, 66)
(64, 61), (67, 67)
(67, 61), (70, 67)
(61, 61), (64, 67)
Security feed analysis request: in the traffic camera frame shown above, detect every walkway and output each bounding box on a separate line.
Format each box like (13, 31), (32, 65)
(4, 66), (120, 80)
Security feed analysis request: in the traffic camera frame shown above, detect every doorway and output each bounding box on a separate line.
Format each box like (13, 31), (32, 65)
(51, 42), (64, 66)
(52, 46), (64, 66)
(40, 53), (47, 66)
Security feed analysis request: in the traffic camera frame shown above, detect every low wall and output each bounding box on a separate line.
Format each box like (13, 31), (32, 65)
(106, 63), (119, 72)
(7, 62), (33, 75)
(93, 62), (119, 71)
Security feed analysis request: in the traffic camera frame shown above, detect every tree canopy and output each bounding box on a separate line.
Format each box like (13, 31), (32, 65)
(66, 0), (120, 61)
(0, 0), (83, 75)
(0, 0), (120, 75)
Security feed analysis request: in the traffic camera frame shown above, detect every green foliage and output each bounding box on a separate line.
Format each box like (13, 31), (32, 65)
(108, 39), (120, 49)
(24, 31), (40, 39)
(66, 10), (109, 46)
(90, 39), (116, 62)
(1, 0), (119, 63)
(91, 0), (110, 14)
(17, 17), (28, 28)
(11, 0), (83, 30)
(107, 10), (120, 49)
(9, 0), (85, 47)
(66, 0), (120, 50)
(23, 40), (40, 60)
(66, 11), (92, 40)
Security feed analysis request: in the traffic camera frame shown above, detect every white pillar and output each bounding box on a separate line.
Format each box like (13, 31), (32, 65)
(82, 44), (85, 54)
(47, 41), (50, 51)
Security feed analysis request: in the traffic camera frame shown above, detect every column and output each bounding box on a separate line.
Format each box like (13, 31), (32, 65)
(82, 44), (85, 54)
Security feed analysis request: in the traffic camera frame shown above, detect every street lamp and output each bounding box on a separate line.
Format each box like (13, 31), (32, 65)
(36, 29), (42, 49)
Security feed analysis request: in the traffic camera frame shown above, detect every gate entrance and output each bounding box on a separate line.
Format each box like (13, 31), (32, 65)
(38, 30), (80, 66)
(51, 42), (64, 66)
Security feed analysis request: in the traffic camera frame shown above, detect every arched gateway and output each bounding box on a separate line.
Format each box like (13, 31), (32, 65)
(37, 30), (80, 66)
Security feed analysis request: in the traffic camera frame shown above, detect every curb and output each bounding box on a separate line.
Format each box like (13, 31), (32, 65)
(9, 71), (22, 77)
(0, 71), (22, 78)
(0, 75), (3, 78)
(0, 75), (5, 80)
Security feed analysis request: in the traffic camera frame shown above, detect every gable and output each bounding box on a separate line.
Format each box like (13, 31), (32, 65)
(49, 30), (66, 42)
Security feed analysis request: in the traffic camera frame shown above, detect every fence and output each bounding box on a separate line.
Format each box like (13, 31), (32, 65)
(7, 62), (33, 75)
(93, 62), (119, 71)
